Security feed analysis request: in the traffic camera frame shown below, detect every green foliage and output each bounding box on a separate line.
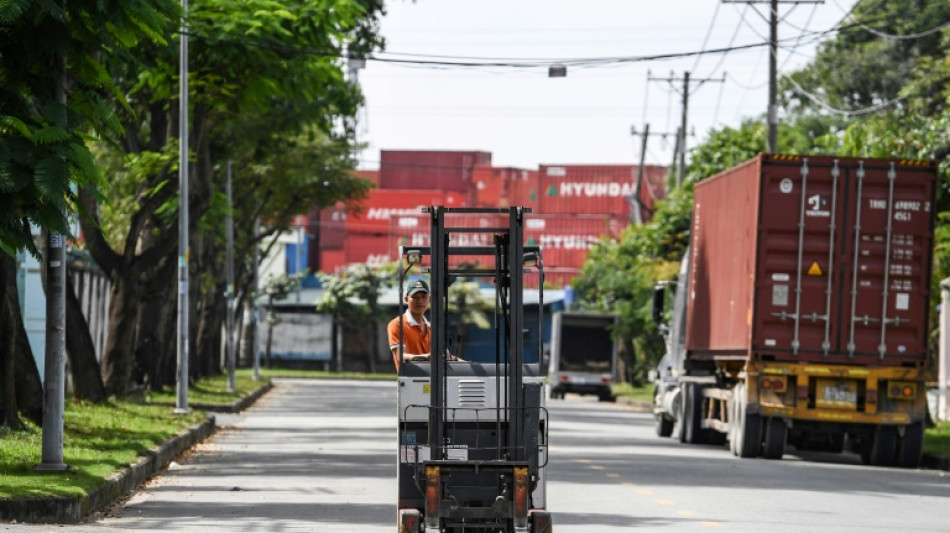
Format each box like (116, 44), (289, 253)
(316, 262), (396, 324)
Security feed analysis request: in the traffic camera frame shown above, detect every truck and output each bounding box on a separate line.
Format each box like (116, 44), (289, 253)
(651, 153), (937, 467)
(547, 312), (619, 402)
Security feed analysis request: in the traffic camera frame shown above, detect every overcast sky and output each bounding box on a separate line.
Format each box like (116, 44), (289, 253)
(355, 0), (859, 170)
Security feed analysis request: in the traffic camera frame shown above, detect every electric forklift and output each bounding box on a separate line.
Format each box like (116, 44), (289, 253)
(396, 206), (552, 533)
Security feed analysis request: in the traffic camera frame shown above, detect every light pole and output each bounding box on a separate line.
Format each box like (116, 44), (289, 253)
(175, 0), (190, 414)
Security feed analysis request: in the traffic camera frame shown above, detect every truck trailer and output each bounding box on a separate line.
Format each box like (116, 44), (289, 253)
(548, 312), (619, 401)
(651, 154), (937, 467)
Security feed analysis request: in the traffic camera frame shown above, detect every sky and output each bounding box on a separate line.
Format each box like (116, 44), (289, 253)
(355, 0), (860, 170)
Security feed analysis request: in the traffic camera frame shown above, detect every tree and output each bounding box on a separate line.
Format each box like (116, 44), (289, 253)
(79, 0), (383, 396)
(316, 263), (396, 372)
(260, 272), (306, 367)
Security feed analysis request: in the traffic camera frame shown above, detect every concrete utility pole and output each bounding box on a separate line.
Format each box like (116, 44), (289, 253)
(629, 124), (676, 224)
(175, 0), (190, 414)
(36, 40), (69, 473)
(225, 161), (236, 393)
(723, 0), (825, 153)
(647, 72), (724, 187)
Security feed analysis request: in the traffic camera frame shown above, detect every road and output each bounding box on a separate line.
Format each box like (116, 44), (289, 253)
(23, 378), (950, 532)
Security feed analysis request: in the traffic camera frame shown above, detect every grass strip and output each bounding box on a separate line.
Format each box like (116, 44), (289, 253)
(924, 420), (950, 457)
(612, 382), (655, 404)
(146, 370), (271, 407)
(0, 402), (204, 499)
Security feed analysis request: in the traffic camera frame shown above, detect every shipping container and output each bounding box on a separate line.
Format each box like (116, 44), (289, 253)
(389, 213), (625, 288)
(313, 203), (347, 250)
(345, 189), (468, 235)
(537, 164), (667, 219)
(318, 249), (345, 275)
(380, 150), (491, 193)
(472, 166), (540, 211)
(354, 169), (380, 186)
(651, 154), (938, 467)
(344, 231), (394, 268)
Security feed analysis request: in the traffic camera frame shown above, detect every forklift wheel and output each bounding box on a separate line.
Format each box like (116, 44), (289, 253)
(529, 510), (553, 533)
(398, 508), (422, 533)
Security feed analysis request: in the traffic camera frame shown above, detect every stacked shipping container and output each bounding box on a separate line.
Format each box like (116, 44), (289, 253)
(310, 150), (668, 288)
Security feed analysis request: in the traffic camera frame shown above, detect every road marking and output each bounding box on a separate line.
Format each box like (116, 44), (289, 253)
(577, 459), (591, 463)
(701, 522), (724, 528)
(677, 510), (695, 516)
(621, 481), (636, 486)
(590, 465), (604, 470)
(637, 489), (653, 495)
(656, 499), (674, 506)
(606, 473), (620, 478)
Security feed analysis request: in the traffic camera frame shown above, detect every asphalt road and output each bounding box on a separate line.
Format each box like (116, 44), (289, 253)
(12, 378), (950, 532)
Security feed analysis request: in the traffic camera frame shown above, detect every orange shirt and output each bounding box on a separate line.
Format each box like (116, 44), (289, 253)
(388, 312), (430, 369)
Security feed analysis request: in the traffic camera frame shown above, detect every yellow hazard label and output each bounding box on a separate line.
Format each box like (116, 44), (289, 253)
(423, 383), (430, 394)
(807, 262), (823, 276)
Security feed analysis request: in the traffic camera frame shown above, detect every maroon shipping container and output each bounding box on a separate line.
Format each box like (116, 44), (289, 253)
(354, 169), (380, 186)
(537, 164), (667, 218)
(379, 150), (491, 193)
(346, 189), (468, 234)
(686, 154), (937, 367)
(472, 166), (540, 211)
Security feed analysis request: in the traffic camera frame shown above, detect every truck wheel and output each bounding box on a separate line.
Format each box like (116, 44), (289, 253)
(529, 510), (553, 533)
(762, 417), (786, 460)
(896, 422), (924, 468)
(734, 383), (762, 458)
(869, 426), (898, 467)
(682, 382), (707, 445)
(656, 413), (674, 437)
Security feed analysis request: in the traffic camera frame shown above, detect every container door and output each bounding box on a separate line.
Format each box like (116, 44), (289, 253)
(756, 158), (845, 360)
(837, 161), (935, 364)
(755, 158), (935, 365)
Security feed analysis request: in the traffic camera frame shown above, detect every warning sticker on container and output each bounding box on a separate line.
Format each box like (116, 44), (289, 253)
(807, 262), (824, 276)
(895, 293), (909, 311)
(446, 445), (469, 461)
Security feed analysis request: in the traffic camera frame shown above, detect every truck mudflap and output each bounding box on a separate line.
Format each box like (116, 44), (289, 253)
(746, 361), (928, 425)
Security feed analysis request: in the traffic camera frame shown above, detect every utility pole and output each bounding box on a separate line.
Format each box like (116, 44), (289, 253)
(940, 278), (950, 421)
(175, 0), (190, 414)
(723, 0), (824, 153)
(647, 72), (724, 187)
(629, 124), (676, 224)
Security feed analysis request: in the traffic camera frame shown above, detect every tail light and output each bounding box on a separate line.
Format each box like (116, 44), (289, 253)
(558, 375), (570, 382)
(887, 381), (917, 400)
(601, 377), (612, 384)
(761, 376), (787, 393)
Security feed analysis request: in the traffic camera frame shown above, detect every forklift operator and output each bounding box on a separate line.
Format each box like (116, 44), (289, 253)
(388, 280), (460, 369)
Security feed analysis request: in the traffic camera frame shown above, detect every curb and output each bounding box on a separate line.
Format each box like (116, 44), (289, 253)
(922, 453), (950, 471)
(188, 380), (274, 413)
(0, 416), (215, 524)
(615, 396), (653, 413)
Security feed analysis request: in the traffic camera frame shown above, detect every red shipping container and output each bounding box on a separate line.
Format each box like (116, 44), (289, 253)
(344, 231), (395, 268)
(686, 154), (936, 366)
(472, 166), (540, 211)
(312, 203), (347, 250)
(389, 213), (626, 287)
(537, 164), (667, 218)
(345, 189), (468, 235)
(353, 169), (380, 186)
(319, 249), (345, 275)
(380, 150), (491, 193)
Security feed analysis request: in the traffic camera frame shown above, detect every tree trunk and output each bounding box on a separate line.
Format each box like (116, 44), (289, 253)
(100, 275), (140, 397)
(1, 254), (21, 429)
(134, 255), (175, 391)
(65, 273), (106, 402)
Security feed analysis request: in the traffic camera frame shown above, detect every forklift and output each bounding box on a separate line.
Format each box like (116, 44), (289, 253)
(396, 206), (553, 533)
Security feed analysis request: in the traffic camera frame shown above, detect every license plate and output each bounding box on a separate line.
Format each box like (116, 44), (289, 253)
(816, 379), (857, 410)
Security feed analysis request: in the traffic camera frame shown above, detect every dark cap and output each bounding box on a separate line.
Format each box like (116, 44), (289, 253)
(407, 280), (430, 296)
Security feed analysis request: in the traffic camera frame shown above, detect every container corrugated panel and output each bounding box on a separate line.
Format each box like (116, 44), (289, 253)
(686, 154), (937, 367)
(537, 164), (667, 217)
(345, 189), (468, 234)
(379, 150), (491, 192)
(344, 231), (393, 268)
(354, 169), (380, 186)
